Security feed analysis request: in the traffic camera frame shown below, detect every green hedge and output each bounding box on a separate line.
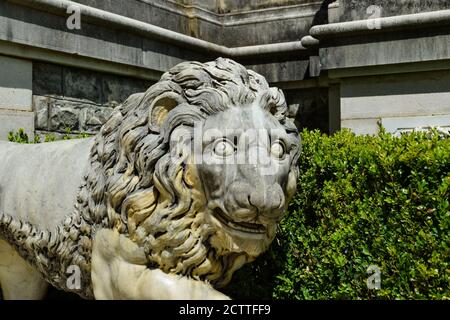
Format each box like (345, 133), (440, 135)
(223, 128), (450, 299)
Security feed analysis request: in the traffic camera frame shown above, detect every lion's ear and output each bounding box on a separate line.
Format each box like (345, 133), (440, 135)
(149, 92), (183, 131)
(264, 88), (287, 120)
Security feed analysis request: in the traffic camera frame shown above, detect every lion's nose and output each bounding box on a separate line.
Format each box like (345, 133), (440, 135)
(227, 182), (285, 221)
(248, 184), (285, 216)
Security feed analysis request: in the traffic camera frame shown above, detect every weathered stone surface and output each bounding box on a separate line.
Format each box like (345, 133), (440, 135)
(0, 2), (149, 76)
(49, 104), (80, 132)
(34, 96), (115, 134)
(217, 0), (318, 13)
(221, 1), (323, 46)
(34, 62), (152, 106)
(63, 69), (104, 104)
(79, 104), (114, 132)
(101, 74), (152, 104)
(0, 55), (32, 111)
(340, 71), (450, 120)
(320, 31), (450, 72)
(33, 96), (49, 130)
(73, 0), (321, 46)
(75, 0), (194, 38)
(33, 62), (62, 96)
(246, 59), (310, 84)
(339, 0), (450, 22)
(32, 61), (152, 134)
(336, 70), (450, 135)
(0, 0), (319, 91)
(142, 39), (208, 73)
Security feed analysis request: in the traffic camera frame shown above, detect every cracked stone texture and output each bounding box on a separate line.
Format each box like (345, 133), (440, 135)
(33, 96), (49, 130)
(32, 62), (152, 135)
(34, 96), (115, 133)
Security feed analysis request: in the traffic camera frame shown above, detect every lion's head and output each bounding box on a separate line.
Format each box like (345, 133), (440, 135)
(82, 58), (300, 288)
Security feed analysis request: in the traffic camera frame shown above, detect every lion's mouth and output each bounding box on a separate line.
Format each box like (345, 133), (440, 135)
(212, 207), (266, 234)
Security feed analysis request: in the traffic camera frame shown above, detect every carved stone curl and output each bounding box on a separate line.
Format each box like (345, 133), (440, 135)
(0, 58), (300, 299)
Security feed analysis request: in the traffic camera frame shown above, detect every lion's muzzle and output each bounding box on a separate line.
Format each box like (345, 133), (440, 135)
(224, 181), (285, 224)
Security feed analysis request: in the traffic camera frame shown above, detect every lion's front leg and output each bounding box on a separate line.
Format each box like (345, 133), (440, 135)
(0, 240), (48, 300)
(91, 229), (229, 300)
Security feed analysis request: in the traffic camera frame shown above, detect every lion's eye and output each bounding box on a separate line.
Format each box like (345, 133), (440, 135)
(270, 141), (285, 159)
(213, 139), (235, 157)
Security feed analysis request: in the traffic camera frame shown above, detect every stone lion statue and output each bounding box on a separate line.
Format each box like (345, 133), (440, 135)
(0, 58), (300, 300)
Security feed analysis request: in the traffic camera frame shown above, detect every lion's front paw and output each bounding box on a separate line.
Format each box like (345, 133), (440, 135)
(91, 228), (230, 300)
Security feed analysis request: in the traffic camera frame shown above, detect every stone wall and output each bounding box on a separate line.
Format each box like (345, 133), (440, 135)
(0, 55), (34, 140)
(0, 54), (331, 140)
(338, 0), (450, 22)
(340, 70), (450, 135)
(31, 62), (153, 137)
(0, 55), (156, 140)
(177, 0), (319, 13)
(72, 0), (324, 46)
(34, 96), (114, 135)
(31, 62), (330, 137)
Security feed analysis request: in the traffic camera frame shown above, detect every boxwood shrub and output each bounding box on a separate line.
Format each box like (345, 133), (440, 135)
(223, 128), (449, 299)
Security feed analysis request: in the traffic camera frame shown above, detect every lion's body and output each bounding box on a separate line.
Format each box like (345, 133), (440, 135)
(0, 139), (93, 298)
(0, 58), (300, 300)
(0, 139), (93, 230)
(0, 239), (48, 299)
